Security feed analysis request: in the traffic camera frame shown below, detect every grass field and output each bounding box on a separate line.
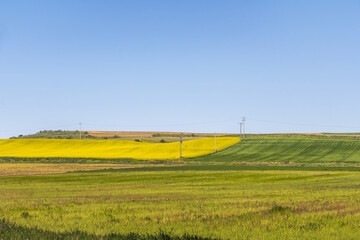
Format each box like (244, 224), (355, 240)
(0, 137), (239, 160)
(0, 219), (212, 240)
(1, 169), (360, 239)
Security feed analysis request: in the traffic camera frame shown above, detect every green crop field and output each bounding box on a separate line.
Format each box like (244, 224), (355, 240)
(192, 137), (360, 163)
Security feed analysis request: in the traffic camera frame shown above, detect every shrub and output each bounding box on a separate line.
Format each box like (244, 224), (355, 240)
(21, 212), (30, 218)
(268, 205), (290, 214)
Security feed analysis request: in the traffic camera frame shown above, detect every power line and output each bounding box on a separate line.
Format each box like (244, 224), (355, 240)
(79, 122), (82, 140)
(179, 136), (182, 159)
(214, 133), (217, 153)
(238, 122), (242, 139)
(242, 117), (246, 138)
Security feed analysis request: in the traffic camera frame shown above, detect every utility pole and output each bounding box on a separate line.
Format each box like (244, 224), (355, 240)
(238, 122), (243, 139)
(242, 117), (246, 138)
(79, 122), (82, 140)
(214, 133), (217, 153)
(179, 136), (182, 159)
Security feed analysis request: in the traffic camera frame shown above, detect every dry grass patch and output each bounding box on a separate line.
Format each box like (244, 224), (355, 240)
(0, 163), (139, 177)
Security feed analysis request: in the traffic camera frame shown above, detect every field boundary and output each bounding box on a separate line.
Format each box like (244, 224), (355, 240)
(69, 164), (360, 174)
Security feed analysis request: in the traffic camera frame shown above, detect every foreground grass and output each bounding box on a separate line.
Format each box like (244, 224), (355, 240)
(0, 219), (213, 240)
(1, 170), (360, 239)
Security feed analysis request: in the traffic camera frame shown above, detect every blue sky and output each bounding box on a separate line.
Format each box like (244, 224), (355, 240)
(1, 1), (360, 138)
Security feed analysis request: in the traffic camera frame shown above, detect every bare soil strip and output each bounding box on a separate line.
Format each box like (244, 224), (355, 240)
(0, 163), (152, 177)
(87, 131), (230, 138)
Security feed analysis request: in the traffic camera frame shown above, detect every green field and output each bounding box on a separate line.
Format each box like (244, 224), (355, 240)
(192, 137), (360, 163)
(2, 135), (360, 239)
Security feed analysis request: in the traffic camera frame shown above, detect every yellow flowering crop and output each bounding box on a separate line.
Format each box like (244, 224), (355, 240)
(0, 137), (240, 160)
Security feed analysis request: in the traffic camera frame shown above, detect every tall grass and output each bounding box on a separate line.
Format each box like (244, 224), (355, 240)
(0, 219), (215, 240)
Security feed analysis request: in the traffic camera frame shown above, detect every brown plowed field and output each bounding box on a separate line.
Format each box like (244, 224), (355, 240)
(87, 131), (230, 138)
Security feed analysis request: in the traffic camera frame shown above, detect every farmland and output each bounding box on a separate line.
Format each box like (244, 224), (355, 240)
(193, 136), (360, 163)
(2, 135), (360, 239)
(3, 135), (360, 164)
(0, 137), (239, 160)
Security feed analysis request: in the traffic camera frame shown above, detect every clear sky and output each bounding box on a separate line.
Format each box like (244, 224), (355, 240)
(1, 1), (359, 138)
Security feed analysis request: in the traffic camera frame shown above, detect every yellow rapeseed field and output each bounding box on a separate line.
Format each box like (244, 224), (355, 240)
(0, 137), (240, 160)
